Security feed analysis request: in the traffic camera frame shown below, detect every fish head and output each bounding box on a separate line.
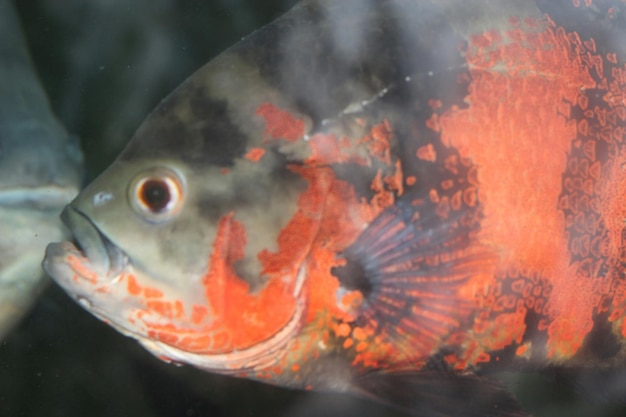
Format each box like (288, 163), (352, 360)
(42, 49), (335, 375)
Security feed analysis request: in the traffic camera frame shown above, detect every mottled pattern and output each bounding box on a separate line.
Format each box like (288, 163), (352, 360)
(42, 1), (626, 416)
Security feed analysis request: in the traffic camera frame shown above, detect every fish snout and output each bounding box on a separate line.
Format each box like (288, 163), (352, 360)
(45, 205), (129, 280)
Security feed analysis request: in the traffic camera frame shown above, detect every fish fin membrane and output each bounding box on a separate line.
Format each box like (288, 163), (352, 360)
(334, 202), (493, 357)
(352, 370), (530, 417)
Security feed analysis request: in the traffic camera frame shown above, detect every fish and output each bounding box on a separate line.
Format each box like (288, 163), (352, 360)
(0, 0), (83, 340)
(42, 0), (626, 415)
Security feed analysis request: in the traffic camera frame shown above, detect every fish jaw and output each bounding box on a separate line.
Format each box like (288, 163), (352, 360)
(43, 240), (127, 317)
(42, 205), (136, 333)
(43, 206), (309, 375)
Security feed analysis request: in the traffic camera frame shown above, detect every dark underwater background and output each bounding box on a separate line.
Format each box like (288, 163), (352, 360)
(2, 1), (626, 416)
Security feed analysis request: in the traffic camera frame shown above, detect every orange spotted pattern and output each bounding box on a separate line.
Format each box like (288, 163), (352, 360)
(271, 3), (626, 379)
(435, 11), (626, 364)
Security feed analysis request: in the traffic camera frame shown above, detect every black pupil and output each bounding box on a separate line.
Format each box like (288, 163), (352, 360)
(141, 179), (171, 212)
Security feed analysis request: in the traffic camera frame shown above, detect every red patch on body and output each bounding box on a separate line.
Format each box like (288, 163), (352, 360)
(256, 102), (305, 142)
(199, 213), (299, 353)
(416, 144), (436, 162)
(258, 165), (333, 278)
(244, 147), (265, 162)
(436, 15), (626, 362)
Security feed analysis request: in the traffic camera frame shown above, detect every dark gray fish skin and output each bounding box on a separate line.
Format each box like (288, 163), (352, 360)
(0, 0), (83, 340)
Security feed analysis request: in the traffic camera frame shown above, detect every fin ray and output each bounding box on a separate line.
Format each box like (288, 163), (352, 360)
(334, 202), (494, 359)
(352, 370), (530, 417)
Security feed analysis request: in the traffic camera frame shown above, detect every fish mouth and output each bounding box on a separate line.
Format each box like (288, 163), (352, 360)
(55, 205), (128, 279)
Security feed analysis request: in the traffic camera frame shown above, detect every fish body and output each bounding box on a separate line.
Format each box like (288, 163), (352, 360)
(44, 0), (626, 415)
(0, 0), (83, 339)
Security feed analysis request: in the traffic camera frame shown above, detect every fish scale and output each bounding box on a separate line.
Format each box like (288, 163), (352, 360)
(43, 0), (626, 415)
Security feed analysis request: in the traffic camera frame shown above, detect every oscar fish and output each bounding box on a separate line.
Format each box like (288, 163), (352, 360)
(43, 0), (626, 415)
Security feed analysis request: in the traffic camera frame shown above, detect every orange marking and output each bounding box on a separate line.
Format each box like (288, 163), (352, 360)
(126, 274), (142, 296)
(258, 165), (332, 278)
(428, 188), (440, 203)
(405, 175), (417, 186)
(151, 330), (179, 346)
(244, 147), (265, 162)
(339, 290), (363, 311)
(201, 212), (297, 353)
(416, 143), (437, 162)
(435, 196), (450, 219)
(334, 323), (351, 338)
(425, 113), (440, 132)
(270, 366), (283, 376)
(369, 120), (393, 164)
(146, 301), (174, 318)
(355, 342), (368, 353)
(475, 352), (491, 363)
(191, 305), (208, 324)
(438, 18), (610, 360)
(256, 102), (305, 142)
(450, 190), (462, 211)
(607, 52), (618, 64)
(179, 335), (212, 351)
(441, 179), (454, 190)
(212, 331), (230, 351)
(370, 170), (383, 192)
(352, 327), (367, 341)
(174, 301), (184, 319)
(384, 159), (404, 196)
(66, 254), (99, 284)
(428, 98), (443, 109)
(144, 287), (163, 298)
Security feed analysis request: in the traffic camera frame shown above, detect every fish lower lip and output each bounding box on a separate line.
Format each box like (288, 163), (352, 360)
(60, 205), (128, 277)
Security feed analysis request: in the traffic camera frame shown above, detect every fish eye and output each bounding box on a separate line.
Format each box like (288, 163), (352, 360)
(129, 168), (185, 222)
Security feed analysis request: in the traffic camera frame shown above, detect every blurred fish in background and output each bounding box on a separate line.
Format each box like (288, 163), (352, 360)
(0, 0), (82, 340)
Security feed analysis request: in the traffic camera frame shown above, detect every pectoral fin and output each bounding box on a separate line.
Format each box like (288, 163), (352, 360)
(333, 202), (495, 358)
